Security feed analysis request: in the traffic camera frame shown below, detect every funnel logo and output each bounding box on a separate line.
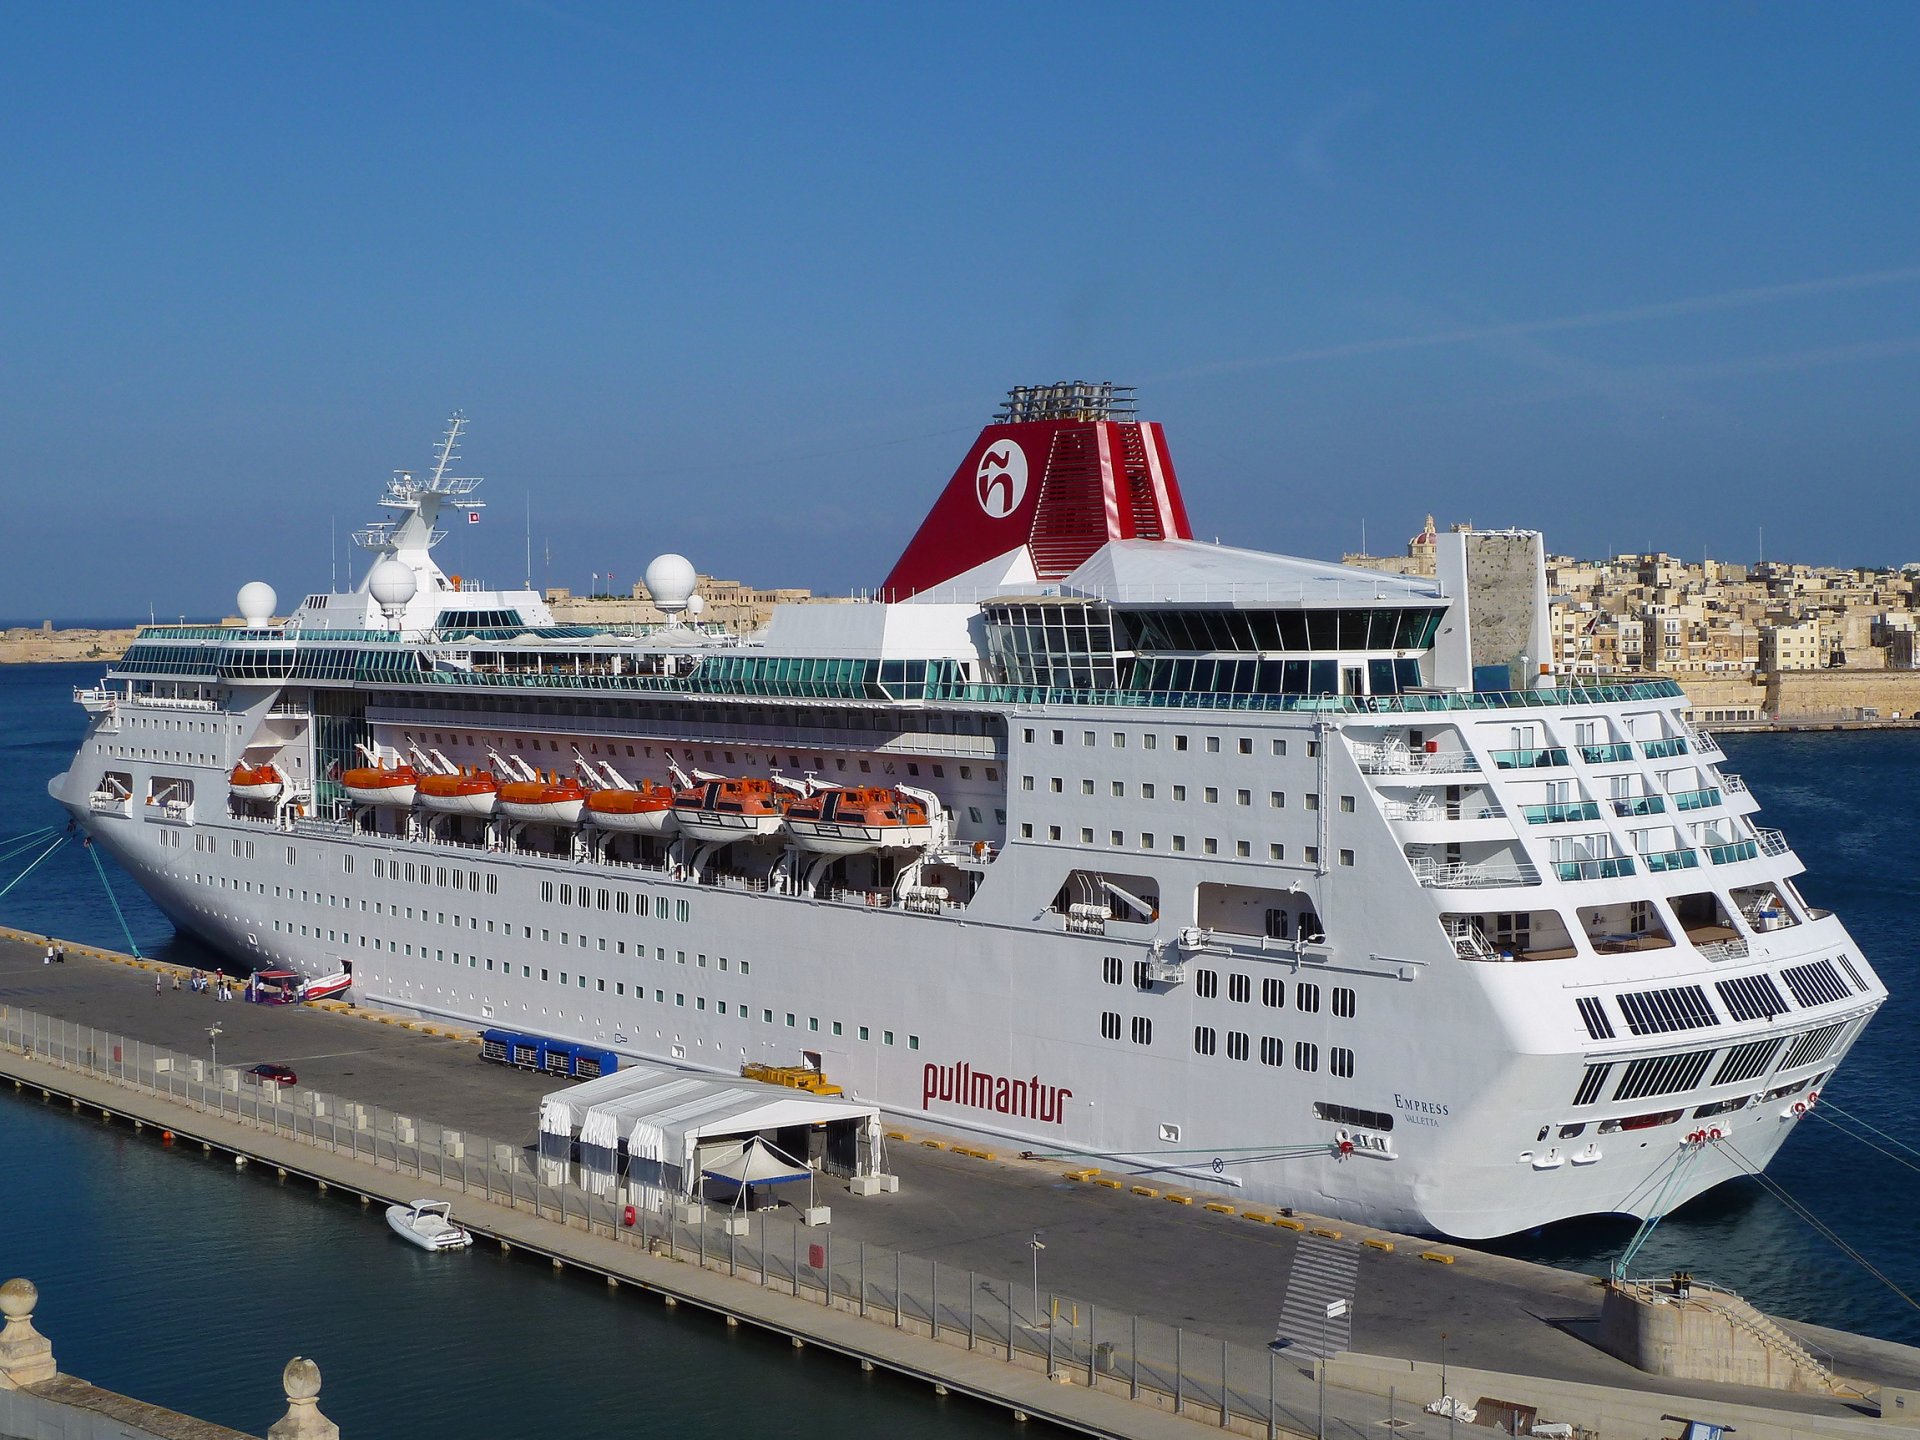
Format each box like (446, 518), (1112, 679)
(975, 439), (1028, 519)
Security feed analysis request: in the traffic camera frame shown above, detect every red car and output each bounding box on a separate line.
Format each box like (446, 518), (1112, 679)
(245, 1062), (298, 1086)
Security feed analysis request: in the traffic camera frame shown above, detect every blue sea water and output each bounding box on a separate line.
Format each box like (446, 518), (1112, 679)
(2, 659), (1918, 1434)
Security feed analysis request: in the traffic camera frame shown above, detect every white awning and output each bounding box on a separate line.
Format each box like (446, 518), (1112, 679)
(701, 1136), (812, 1185)
(543, 1058), (883, 1194)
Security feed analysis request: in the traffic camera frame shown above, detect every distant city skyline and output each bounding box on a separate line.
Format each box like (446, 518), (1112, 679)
(2, 3), (1916, 619)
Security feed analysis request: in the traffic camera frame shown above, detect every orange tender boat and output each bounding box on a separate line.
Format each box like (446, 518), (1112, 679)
(670, 777), (791, 844)
(228, 762), (284, 803)
(498, 771), (589, 825)
(341, 763), (419, 808)
(785, 786), (935, 855)
(417, 767), (499, 817)
(586, 779), (678, 835)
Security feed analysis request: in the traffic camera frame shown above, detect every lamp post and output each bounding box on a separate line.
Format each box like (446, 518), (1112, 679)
(207, 1025), (222, 1072)
(1029, 1232), (1046, 1326)
(1319, 1298), (1349, 1440)
(1440, 1330), (1449, 1400)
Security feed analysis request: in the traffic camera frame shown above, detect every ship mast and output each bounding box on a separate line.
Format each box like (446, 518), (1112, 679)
(351, 412), (486, 585)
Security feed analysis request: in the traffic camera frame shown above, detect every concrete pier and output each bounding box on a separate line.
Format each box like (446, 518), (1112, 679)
(7, 929), (1920, 1440)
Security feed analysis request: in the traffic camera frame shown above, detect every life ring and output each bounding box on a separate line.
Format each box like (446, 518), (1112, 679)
(1708, 1127), (1723, 1140)
(1687, 1130), (1703, 1145)
(1792, 1102), (1806, 1115)
(1806, 1090), (1820, 1105)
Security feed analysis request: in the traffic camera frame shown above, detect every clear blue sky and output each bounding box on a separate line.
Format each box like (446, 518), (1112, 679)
(3, 3), (1917, 622)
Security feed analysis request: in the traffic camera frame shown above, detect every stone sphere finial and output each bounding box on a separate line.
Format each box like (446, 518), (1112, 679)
(0, 1280), (35, 1322)
(267, 1355), (338, 1440)
(283, 1356), (322, 1402)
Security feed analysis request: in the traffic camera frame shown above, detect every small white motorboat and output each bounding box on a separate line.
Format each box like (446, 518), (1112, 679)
(385, 1199), (473, 1251)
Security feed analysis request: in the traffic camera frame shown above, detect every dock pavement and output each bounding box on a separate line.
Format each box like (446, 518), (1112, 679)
(5, 930), (1920, 1440)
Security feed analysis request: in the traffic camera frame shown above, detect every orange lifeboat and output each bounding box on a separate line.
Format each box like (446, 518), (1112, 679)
(670, 777), (791, 845)
(498, 771), (589, 825)
(341, 763), (418, 808)
(417, 767), (499, 817)
(586, 779), (678, 835)
(228, 762), (283, 803)
(785, 786), (936, 855)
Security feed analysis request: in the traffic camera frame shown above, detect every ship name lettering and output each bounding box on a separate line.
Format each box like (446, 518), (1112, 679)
(923, 1061), (1073, 1125)
(1392, 1093), (1449, 1118)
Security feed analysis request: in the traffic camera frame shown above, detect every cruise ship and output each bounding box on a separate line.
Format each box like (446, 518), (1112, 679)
(51, 391), (1883, 1238)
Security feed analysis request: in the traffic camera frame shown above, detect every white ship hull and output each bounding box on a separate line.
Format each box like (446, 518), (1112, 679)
(588, 808), (675, 836)
(52, 393), (1884, 1240)
(787, 821), (935, 856)
(345, 784), (417, 807)
(229, 782), (282, 803)
(418, 792), (497, 818)
(674, 813), (785, 845)
(501, 799), (586, 825)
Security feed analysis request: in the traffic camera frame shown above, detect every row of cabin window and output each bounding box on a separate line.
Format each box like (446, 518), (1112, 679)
(1102, 959), (1353, 1016)
(1028, 824), (1354, 866)
(1021, 778), (1356, 814)
(1024, 728), (1323, 759)
(1191, 1028), (1354, 1075)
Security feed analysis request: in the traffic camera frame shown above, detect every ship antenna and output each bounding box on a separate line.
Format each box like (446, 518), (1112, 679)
(431, 412), (465, 489)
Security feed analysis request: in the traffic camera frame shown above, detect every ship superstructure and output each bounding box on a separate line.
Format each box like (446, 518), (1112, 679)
(51, 389), (1883, 1238)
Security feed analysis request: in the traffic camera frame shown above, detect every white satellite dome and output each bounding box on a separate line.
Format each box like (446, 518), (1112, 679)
(367, 559), (419, 610)
(684, 592), (706, 618)
(236, 581), (277, 628)
(645, 553), (697, 614)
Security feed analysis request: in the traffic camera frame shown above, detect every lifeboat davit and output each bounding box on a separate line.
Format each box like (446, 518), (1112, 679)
(417, 768), (499, 817)
(498, 772), (589, 825)
(785, 786), (936, 855)
(586, 780), (678, 835)
(228, 762), (283, 803)
(341, 763), (419, 808)
(671, 777), (791, 845)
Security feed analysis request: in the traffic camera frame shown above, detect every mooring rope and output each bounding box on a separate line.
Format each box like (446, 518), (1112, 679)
(86, 839), (144, 959)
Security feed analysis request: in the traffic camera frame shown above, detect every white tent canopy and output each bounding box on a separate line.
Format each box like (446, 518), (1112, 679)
(701, 1136), (813, 1186)
(540, 1058), (884, 1197)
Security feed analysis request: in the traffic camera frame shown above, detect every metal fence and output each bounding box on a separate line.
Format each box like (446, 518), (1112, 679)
(1, 1004), (1323, 1438)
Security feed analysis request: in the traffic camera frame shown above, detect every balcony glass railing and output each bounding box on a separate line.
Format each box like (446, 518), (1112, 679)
(1521, 801), (1601, 824)
(1641, 848), (1701, 872)
(1612, 795), (1666, 817)
(1579, 742), (1635, 764)
(1671, 787), (1721, 811)
(1553, 855), (1637, 881)
(1491, 747), (1571, 770)
(1641, 736), (1690, 759)
(1705, 838), (1760, 865)
(1756, 827), (1791, 857)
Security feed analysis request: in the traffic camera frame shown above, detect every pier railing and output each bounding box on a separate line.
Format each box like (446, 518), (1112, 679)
(0, 1003), (1324, 1438)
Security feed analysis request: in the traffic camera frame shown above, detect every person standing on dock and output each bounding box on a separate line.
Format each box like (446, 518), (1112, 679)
(43, 945), (52, 965)
(154, 974), (162, 995)
(54, 944), (64, 963)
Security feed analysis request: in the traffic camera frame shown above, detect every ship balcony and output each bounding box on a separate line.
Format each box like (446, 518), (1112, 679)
(1732, 882), (1800, 934)
(1491, 746), (1571, 770)
(1578, 742), (1636, 764)
(1356, 741), (1481, 775)
(1686, 727), (1725, 758)
(1718, 772), (1748, 794)
(1442, 909), (1580, 961)
(1410, 855), (1542, 889)
(1705, 838), (1760, 866)
(1521, 801), (1601, 825)
(1641, 736), (1690, 759)
(1639, 847), (1700, 873)
(1672, 889), (1748, 959)
(1670, 787), (1721, 812)
(1552, 855), (1637, 881)
(1611, 794), (1666, 817)
(1754, 826), (1793, 859)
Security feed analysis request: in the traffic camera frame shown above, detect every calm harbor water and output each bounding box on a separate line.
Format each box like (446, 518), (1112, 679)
(1, 659), (1917, 1436)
